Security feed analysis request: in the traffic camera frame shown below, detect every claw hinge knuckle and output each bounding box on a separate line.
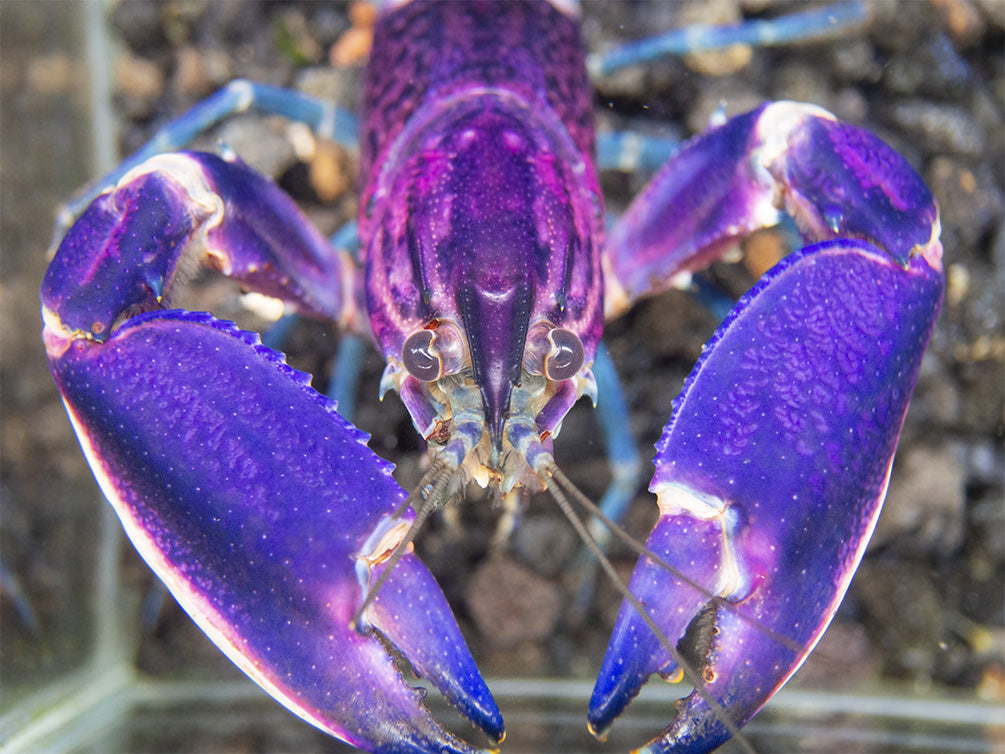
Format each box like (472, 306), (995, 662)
(755, 101), (940, 266)
(40, 153), (224, 340)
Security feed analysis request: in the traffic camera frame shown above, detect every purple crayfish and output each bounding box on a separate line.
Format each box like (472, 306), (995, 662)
(40, 1), (944, 752)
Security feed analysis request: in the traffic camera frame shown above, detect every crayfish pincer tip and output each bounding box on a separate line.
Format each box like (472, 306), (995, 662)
(627, 713), (734, 754)
(587, 720), (610, 743)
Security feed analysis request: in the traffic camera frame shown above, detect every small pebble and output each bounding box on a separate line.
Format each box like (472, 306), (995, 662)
(931, 0), (988, 49)
(465, 556), (564, 649)
(173, 46), (232, 98)
(512, 516), (578, 578)
(217, 116), (297, 178)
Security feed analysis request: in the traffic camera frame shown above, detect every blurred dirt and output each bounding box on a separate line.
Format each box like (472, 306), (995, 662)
(2, 1), (1002, 752)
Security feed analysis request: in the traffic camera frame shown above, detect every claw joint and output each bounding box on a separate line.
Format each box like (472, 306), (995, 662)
(353, 514), (413, 629)
(653, 482), (748, 601)
(355, 516), (413, 568)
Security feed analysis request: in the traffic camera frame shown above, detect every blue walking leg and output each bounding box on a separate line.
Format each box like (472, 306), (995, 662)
(588, 1), (866, 76)
(55, 80), (359, 243)
(590, 341), (643, 539)
(597, 130), (680, 174)
(685, 276), (738, 324)
(330, 219), (361, 261)
(325, 220), (366, 421)
(262, 313), (300, 351)
(327, 334), (368, 424)
(570, 340), (644, 618)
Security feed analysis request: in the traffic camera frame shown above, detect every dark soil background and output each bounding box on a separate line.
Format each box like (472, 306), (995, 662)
(2, 1), (1003, 753)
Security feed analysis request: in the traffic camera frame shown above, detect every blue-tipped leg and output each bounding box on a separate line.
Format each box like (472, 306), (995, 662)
(588, 1), (867, 77)
(597, 130), (681, 175)
(56, 80), (359, 244)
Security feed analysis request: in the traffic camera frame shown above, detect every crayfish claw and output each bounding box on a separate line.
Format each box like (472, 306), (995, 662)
(43, 309), (500, 754)
(592, 237), (944, 752)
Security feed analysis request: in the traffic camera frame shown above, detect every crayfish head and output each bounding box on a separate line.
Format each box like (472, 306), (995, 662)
(361, 95), (605, 495)
(382, 317), (597, 502)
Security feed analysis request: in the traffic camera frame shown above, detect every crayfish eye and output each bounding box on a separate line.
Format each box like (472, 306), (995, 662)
(545, 328), (584, 381)
(402, 330), (442, 381)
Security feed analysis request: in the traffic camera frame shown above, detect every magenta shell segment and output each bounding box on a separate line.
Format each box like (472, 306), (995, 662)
(605, 108), (771, 304)
(47, 310), (500, 753)
(590, 239), (944, 752)
(361, 0), (594, 190)
(42, 171), (196, 338)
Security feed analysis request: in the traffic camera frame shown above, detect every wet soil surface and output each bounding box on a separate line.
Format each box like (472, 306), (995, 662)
(2, 1), (1003, 752)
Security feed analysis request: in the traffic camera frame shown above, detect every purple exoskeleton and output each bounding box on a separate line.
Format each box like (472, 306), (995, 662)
(360, 0), (604, 497)
(40, 2), (944, 752)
